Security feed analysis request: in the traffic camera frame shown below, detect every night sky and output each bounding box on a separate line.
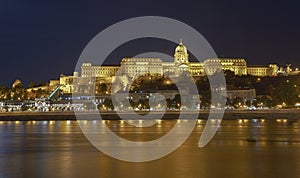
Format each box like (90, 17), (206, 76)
(0, 0), (299, 87)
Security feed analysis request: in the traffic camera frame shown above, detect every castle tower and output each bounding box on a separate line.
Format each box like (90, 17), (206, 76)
(174, 39), (189, 65)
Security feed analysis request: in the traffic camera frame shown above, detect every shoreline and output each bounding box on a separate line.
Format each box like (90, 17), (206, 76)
(0, 109), (300, 121)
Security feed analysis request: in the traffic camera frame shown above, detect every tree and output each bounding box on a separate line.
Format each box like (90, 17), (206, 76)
(103, 98), (114, 111)
(37, 81), (48, 87)
(84, 102), (96, 110)
(29, 82), (37, 88)
(166, 98), (173, 110)
(272, 81), (299, 106)
(97, 83), (108, 94)
(173, 94), (181, 109)
(233, 97), (243, 108)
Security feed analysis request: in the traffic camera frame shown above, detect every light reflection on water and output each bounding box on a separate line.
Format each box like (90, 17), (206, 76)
(0, 119), (299, 177)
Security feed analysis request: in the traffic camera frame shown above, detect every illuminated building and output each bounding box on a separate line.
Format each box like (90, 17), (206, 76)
(227, 88), (256, 101)
(204, 58), (247, 76)
(59, 40), (282, 93)
(49, 80), (60, 87)
(247, 64), (279, 77)
(189, 62), (205, 76)
(268, 64), (279, 76)
(120, 58), (163, 77)
(174, 39), (189, 65)
(81, 63), (119, 79)
(78, 41), (204, 79)
(247, 66), (269, 77)
(59, 74), (75, 94)
(78, 41), (275, 79)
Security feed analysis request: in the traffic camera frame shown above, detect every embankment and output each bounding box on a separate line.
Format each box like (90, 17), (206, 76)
(0, 109), (299, 121)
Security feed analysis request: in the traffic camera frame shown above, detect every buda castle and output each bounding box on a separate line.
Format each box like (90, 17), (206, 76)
(60, 41), (280, 93)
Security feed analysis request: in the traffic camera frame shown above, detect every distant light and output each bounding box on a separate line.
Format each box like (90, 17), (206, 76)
(257, 78), (261, 82)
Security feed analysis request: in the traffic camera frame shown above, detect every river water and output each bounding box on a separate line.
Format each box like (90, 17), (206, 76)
(0, 119), (299, 178)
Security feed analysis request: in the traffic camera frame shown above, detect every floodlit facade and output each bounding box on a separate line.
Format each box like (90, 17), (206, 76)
(120, 58), (163, 77)
(247, 64), (279, 77)
(78, 41), (252, 79)
(59, 74), (75, 94)
(247, 66), (269, 77)
(81, 63), (119, 78)
(204, 58), (247, 76)
(227, 88), (256, 101)
(59, 41), (281, 93)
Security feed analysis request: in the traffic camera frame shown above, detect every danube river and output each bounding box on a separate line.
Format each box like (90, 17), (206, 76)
(0, 118), (300, 177)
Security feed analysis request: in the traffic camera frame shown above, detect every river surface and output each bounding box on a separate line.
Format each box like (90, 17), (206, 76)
(0, 119), (300, 178)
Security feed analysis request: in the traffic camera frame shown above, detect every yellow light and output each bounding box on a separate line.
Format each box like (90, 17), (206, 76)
(283, 119), (287, 123)
(261, 119), (265, 123)
(238, 119), (243, 123)
(66, 120), (71, 125)
(276, 119), (281, 122)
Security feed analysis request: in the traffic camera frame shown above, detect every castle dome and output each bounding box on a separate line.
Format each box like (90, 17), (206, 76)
(175, 42), (187, 54)
(174, 39), (189, 65)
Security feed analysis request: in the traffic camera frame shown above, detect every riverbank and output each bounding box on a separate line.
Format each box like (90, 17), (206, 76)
(0, 109), (300, 121)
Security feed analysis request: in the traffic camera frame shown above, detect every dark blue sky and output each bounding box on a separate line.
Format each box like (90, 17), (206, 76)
(0, 0), (299, 86)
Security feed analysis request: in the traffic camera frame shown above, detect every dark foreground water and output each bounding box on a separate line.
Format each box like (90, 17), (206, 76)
(0, 119), (300, 178)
